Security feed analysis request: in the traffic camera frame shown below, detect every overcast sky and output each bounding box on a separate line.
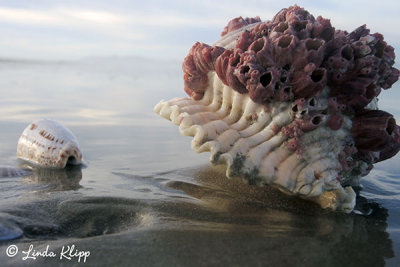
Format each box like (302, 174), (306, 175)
(0, 0), (399, 61)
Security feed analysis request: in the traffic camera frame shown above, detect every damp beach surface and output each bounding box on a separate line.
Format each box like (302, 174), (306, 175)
(0, 58), (400, 266)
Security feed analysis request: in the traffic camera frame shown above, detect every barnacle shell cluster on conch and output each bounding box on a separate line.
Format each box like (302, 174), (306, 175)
(17, 119), (83, 168)
(155, 5), (400, 213)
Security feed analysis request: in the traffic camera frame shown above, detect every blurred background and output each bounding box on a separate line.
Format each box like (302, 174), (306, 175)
(0, 0), (399, 125)
(0, 0), (399, 61)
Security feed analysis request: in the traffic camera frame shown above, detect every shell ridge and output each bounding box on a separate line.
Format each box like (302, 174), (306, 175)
(274, 152), (304, 182)
(259, 145), (292, 183)
(261, 144), (292, 173)
(237, 111), (272, 138)
(244, 134), (286, 171)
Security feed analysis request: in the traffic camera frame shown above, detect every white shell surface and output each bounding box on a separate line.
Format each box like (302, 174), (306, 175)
(154, 72), (357, 213)
(16, 119), (83, 168)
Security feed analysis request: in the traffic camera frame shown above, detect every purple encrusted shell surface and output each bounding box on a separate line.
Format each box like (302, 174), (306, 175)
(182, 5), (400, 173)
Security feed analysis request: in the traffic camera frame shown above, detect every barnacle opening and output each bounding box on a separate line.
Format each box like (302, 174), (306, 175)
(312, 115), (323, 125)
(240, 65), (250, 74)
(260, 72), (272, 87)
(278, 35), (293, 48)
(283, 64), (291, 71)
(311, 69), (325, 82)
(319, 27), (334, 41)
(250, 38), (265, 53)
(294, 21), (307, 32)
(260, 28), (268, 36)
(306, 39), (323, 51)
(341, 45), (353, 61)
(275, 22), (288, 33)
(283, 87), (291, 94)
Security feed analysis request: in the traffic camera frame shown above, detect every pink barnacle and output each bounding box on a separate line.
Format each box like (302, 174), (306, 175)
(281, 126), (292, 137)
(287, 138), (299, 151)
(271, 124), (279, 134)
(351, 110), (399, 152)
(183, 42), (225, 100)
(292, 123), (304, 137)
(327, 113), (343, 130)
(295, 98), (307, 110)
(296, 114), (323, 132)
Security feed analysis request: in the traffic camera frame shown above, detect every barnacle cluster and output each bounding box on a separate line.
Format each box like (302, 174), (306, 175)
(183, 5), (400, 174)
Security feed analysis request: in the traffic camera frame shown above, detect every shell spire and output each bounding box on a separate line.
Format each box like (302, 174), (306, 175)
(154, 5), (400, 213)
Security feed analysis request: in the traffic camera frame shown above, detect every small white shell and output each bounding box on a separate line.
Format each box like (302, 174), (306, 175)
(16, 119), (83, 168)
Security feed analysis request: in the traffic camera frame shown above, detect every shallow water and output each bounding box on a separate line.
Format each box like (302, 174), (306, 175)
(0, 58), (399, 266)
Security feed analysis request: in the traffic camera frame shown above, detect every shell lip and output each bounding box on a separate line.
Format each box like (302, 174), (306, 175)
(58, 141), (83, 168)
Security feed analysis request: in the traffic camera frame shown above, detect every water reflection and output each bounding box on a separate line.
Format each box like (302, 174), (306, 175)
(330, 195), (394, 266)
(23, 165), (83, 191)
(163, 165), (394, 265)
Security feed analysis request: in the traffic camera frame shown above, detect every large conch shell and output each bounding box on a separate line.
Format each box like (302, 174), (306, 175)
(17, 119), (82, 168)
(155, 74), (357, 212)
(155, 6), (400, 213)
